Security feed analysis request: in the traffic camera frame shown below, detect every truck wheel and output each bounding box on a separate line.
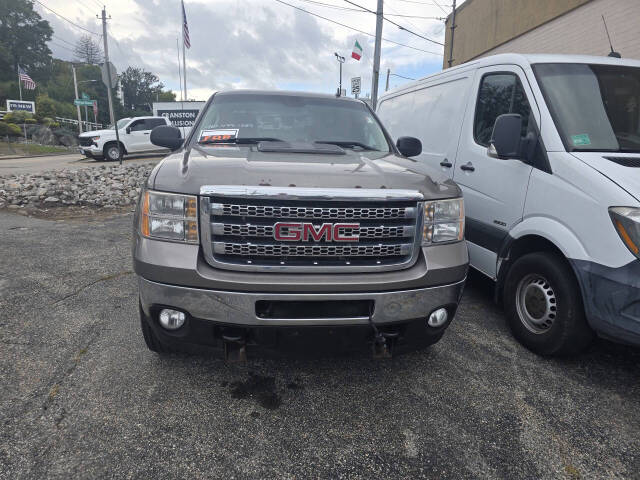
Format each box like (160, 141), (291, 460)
(104, 143), (123, 162)
(503, 252), (594, 356)
(139, 303), (175, 354)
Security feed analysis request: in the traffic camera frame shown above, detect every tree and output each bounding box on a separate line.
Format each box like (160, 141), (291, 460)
(0, 0), (53, 82)
(36, 94), (57, 119)
(119, 67), (166, 111)
(74, 35), (102, 65)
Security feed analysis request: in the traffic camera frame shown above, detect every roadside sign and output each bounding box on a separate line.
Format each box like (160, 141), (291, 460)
(6, 99), (35, 114)
(81, 92), (90, 100)
(101, 62), (118, 87)
(74, 99), (94, 106)
(351, 77), (361, 95)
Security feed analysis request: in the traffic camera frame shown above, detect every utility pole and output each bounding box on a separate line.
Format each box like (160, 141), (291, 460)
(71, 65), (83, 134)
(371, 0), (383, 109)
(385, 68), (390, 92)
(100, 7), (123, 165)
(447, 0), (457, 68)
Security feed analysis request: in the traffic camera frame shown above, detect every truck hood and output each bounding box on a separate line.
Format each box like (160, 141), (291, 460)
(570, 152), (640, 202)
(78, 129), (116, 137)
(151, 145), (461, 200)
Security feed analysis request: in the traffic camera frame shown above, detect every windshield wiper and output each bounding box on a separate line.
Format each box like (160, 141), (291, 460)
(314, 140), (379, 151)
(198, 137), (283, 145)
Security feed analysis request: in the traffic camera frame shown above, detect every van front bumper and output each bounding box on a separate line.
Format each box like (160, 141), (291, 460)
(573, 259), (640, 346)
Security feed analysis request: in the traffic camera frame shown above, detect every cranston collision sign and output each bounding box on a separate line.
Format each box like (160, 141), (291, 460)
(153, 101), (205, 134)
(7, 100), (35, 114)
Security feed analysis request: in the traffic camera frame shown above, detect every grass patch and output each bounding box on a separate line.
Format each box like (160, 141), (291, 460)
(0, 141), (71, 156)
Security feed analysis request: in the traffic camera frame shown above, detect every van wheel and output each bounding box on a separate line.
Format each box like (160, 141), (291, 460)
(104, 143), (123, 162)
(503, 252), (594, 356)
(139, 303), (175, 354)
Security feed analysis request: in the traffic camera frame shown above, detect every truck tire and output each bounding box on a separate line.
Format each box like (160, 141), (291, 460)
(503, 252), (594, 356)
(139, 303), (175, 354)
(103, 142), (123, 162)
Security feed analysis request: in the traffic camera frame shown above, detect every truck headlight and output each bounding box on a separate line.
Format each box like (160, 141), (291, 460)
(610, 207), (640, 259)
(140, 190), (198, 243)
(91, 136), (100, 141)
(422, 198), (464, 244)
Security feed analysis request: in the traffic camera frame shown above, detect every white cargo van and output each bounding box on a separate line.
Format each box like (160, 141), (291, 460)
(377, 53), (640, 355)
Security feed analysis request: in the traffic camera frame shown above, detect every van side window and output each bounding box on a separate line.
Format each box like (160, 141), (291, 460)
(474, 73), (531, 147)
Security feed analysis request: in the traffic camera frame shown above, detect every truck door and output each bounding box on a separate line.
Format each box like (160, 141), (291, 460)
(126, 119), (150, 153)
(453, 65), (540, 278)
(140, 118), (167, 151)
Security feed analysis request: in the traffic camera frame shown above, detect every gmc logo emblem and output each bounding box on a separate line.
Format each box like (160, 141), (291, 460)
(274, 222), (360, 242)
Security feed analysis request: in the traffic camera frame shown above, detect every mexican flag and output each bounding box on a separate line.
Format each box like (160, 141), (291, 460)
(351, 40), (363, 61)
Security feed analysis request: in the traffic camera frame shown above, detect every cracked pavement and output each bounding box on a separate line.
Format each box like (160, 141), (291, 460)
(0, 210), (638, 479)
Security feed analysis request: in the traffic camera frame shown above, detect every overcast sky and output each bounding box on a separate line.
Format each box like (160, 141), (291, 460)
(37, 0), (459, 100)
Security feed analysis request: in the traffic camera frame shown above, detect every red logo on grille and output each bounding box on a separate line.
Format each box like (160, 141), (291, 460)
(274, 222), (360, 242)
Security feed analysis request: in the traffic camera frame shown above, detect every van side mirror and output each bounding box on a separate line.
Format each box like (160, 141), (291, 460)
(489, 114), (522, 159)
(396, 136), (422, 157)
(150, 125), (183, 151)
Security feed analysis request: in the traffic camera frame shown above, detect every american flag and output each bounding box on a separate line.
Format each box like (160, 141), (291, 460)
(18, 66), (36, 90)
(182, 0), (190, 49)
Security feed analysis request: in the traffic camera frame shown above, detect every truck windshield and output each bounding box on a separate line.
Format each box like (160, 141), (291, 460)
(534, 63), (640, 152)
(194, 94), (390, 152)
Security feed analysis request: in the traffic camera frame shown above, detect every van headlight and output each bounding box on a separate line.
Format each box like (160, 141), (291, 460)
(422, 198), (465, 244)
(610, 207), (640, 259)
(140, 190), (198, 243)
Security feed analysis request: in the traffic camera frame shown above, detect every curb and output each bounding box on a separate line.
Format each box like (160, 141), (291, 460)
(0, 151), (79, 161)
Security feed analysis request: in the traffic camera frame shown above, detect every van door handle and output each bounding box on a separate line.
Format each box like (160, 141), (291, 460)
(460, 162), (475, 172)
(440, 159), (452, 168)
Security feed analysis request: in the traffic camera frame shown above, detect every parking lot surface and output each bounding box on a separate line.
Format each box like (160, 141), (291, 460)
(0, 153), (163, 175)
(0, 210), (638, 479)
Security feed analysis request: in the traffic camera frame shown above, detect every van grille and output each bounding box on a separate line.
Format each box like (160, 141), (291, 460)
(200, 187), (423, 272)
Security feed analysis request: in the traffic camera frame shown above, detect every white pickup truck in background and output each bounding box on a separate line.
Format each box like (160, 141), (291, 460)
(78, 116), (172, 161)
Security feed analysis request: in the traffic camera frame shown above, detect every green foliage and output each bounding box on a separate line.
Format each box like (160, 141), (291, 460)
(24, 118), (36, 124)
(36, 94), (56, 119)
(3, 111), (34, 123)
(0, 121), (22, 136)
(157, 90), (177, 102)
(120, 67), (165, 112)
(0, 0), (53, 82)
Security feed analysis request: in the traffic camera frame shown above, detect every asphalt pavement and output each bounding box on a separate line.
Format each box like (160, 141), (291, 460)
(0, 152), (163, 175)
(0, 210), (638, 479)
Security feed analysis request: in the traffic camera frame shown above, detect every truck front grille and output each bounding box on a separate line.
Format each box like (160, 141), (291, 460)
(79, 137), (93, 147)
(200, 186), (423, 272)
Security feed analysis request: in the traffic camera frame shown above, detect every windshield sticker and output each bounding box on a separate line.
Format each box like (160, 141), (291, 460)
(571, 133), (591, 146)
(199, 129), (238, 143)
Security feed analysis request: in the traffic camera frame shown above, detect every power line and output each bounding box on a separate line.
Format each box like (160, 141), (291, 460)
(33, 0), (101, 36)
(298, 0), (442, 18)
(343, 0), (443, 46)
(390, 72), (415, 80)
(274, 0), (442, 55)
(430, 0), (449, 15)
(52, 35), (76, 47)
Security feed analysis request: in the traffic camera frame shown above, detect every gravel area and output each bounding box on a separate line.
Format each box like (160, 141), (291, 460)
(0, 164), (154, 209)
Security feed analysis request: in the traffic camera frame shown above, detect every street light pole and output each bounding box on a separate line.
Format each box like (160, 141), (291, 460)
(71, 65), (82, 134)
(334, 53), (345, 96)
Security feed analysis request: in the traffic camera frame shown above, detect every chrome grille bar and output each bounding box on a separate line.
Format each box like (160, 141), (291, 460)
(213, 242), (413, 257)
(210, 203), (416, 220)
(212, 222), (415, 239)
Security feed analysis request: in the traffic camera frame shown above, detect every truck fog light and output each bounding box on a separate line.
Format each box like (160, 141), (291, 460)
(158, 309), (186, 330)
(427, 308), (448, 328)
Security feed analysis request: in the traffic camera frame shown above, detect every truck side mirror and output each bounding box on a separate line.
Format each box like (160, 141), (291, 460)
(396, 136), (422, 157)
(125, 126), (131, 134)
(150, 125), (183, 151)
(488, 114), (522, 159)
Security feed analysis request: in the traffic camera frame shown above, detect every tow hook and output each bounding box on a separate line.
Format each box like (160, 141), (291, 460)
(368, 306), (397, 359)
(222, 330), (247, 363)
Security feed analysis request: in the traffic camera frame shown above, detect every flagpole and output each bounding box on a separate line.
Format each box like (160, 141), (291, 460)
(182, 1), (187, 101)
(17, 66), (23, 101)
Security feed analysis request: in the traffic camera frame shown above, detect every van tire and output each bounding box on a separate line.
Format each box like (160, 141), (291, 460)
(139, 303), (175, 354)
(503, 252), (594, 356)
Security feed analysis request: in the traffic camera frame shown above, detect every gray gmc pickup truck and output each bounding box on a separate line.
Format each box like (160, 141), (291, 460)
(132, 90), (468, 360)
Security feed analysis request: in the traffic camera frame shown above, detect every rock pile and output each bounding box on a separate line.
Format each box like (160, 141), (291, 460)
(0, 164), (154, 209)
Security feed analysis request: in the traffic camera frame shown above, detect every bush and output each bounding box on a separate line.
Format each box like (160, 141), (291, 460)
(3, 111), (34, 124)
(36, 94), (57, 119)
(24, 118), (37, 124)
(0, 121), (24, 137)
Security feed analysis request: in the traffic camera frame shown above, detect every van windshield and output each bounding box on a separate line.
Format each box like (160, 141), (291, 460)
(194, 94), (390, 152)
(534, 63), (640, 152)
